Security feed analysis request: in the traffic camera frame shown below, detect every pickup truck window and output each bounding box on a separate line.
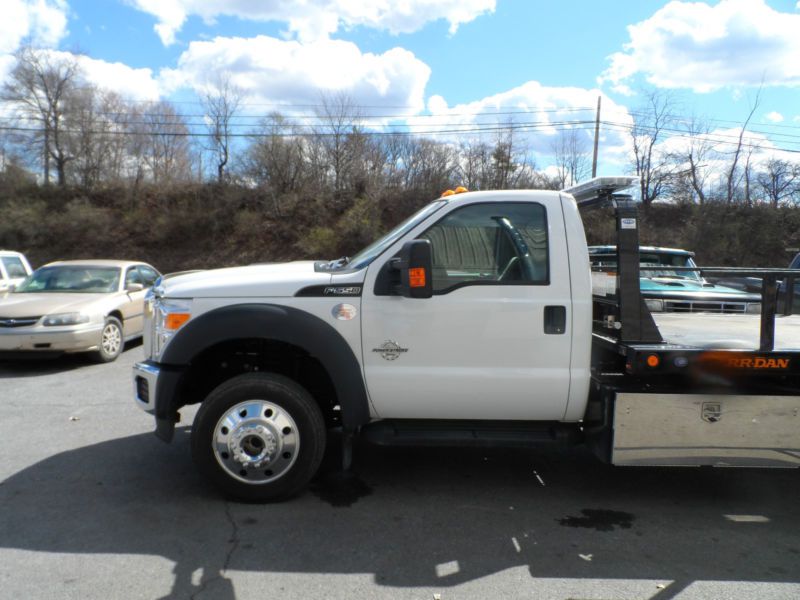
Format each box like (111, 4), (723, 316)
(346, 200), (447, 270)
(420, 202), (549, 293)
(1, 256), (28, 278)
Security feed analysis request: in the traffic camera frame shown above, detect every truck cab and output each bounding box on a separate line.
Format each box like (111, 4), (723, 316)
(0, 251), (33, 293)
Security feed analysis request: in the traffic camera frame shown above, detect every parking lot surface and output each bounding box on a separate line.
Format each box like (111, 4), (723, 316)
(1, 345), (799, 600)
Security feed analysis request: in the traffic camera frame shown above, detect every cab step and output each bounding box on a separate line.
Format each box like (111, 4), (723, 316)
(359, 419), (582, 449)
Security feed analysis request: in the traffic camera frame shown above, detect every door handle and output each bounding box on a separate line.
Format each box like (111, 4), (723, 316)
(544, 305), (566, 334)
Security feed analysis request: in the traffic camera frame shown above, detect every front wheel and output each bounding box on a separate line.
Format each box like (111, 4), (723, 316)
(191, 373), (326, 502)
(90, 317), (123, 363)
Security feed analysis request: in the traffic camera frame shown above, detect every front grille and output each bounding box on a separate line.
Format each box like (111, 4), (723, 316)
(663, 301), (747, 314)
(0, 316), (41, 328)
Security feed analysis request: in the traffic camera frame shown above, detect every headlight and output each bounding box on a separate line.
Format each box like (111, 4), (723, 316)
(746, 303), (762, 314)
(153, 298), (192, 359)
(645, 299), (664, 313)
(43, 312), (91, 326)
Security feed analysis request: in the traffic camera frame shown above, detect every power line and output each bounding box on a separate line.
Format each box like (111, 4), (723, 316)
(0, 120), (600, 139)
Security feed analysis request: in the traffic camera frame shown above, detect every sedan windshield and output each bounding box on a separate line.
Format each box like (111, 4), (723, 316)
(15, 266), (121, 293)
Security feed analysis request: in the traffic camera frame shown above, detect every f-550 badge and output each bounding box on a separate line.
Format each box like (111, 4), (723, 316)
(373, 340), (409, 361)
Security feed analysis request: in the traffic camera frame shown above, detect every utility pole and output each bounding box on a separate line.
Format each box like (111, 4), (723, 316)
(591, 95), (601, 178)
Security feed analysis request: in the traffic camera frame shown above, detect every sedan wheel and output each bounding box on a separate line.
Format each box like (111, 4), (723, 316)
(92, 317), (124, 363)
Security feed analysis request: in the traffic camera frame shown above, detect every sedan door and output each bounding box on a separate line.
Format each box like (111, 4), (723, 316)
(121, 266), (148, 336)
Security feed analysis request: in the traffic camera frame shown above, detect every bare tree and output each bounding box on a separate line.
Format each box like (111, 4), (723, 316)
(1, 46), (80, 185)
(670, 115), (714, 204)
(242, 113), (308, 214)
(66, 85), (102, 187)
(630, 90), (676, 207)
(202, 74), (243, 183)
(551, 128), (591, 188)
(725, 88), (761, 204)
(134, 100), (193, 184)
(314, 91), (363, 200)
(98, 91), (137, 183)
(757, 157), (800, 207)
(457, 139), (492, 190)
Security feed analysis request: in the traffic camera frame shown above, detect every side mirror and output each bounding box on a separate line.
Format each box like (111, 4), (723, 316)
(396, 239), (433, 299)
(126, 283), (145, 293)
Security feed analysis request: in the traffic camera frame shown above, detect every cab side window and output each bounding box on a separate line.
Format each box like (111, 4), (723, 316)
(419, 202), (548, 293)
(2, 257), (28, 278)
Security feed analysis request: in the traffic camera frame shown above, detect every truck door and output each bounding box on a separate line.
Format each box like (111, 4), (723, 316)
(361, 196), (573, 421)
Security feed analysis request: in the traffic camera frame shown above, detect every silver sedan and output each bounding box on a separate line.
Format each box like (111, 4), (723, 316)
(0, 260), (160, 362)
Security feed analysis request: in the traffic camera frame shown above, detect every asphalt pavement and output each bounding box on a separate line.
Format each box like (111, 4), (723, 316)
(1, 343), (799, 600)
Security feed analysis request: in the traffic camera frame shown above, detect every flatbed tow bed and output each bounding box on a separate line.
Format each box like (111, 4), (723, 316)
(567, 178), (800, 469)
(653, 313), (800, 351)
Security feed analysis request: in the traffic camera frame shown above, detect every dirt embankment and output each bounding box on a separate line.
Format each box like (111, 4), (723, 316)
(2, 184), (798, 272)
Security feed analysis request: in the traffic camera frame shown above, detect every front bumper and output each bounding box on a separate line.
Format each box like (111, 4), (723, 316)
(132, 360), (186, 442)
(0, 324), (104, 353)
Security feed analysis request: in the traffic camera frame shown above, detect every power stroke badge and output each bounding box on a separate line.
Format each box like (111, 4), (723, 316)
(373, 340), (409, 361)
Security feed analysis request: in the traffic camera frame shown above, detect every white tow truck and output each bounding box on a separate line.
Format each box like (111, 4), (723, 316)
(133, 177), (800, 501)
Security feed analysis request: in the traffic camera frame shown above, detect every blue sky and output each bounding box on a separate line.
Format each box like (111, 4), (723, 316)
(3, 0), (800, 174)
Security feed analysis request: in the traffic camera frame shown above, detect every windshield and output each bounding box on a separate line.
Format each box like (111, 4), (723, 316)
(345, 200), (447, 270)
(590, 252), (702, 281)
(15, 266), (122, 293)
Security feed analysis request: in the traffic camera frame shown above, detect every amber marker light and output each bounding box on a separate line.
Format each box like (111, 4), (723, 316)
(165, 313), (191, 330)
(454, 186), (468, 194)
(646, 354), (660, 368)
(409, 267), (427, 288)
(441, 189), (455, 197)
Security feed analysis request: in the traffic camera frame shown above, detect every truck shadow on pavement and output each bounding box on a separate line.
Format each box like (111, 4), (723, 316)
(1, 429), (799, 599)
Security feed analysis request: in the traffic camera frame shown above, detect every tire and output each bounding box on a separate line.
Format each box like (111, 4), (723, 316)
(191, 373), (326, 502)
(90, 316), (124, 363)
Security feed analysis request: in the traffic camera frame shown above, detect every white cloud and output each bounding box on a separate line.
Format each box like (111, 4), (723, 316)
(407, 81), (633, 167)
(74, 55), (161, 101)
(3, 49), (160, 103)
(600, 0), (800, 93)
(126, 0), (495, 45)
(0, 0), (69, 54)
(764, 111), (784, 123)
(160, 35), (431, 115)
(0, 0), (69, 82)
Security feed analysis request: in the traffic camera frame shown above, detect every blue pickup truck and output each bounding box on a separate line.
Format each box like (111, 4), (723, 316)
(588, 245), (762, 314)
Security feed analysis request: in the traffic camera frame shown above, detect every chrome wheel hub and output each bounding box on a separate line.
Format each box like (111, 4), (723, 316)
(213, 400), (299, 484)
(230, 424), (277, 468)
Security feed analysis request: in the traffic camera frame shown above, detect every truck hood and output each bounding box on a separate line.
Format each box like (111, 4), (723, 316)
(160, 261), (331, 298)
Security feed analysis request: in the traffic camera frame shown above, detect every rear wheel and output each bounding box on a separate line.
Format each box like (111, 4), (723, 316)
(191, 373), (326, 502)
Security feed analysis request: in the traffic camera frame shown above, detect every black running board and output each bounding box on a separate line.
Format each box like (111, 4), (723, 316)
(359, 419), (583, 449)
